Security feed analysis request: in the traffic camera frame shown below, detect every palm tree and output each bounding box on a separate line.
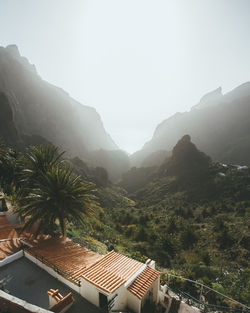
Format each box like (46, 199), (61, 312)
(21, 145), (65, 186)
(0, 138), (19, 194)
(16, 163), (99, 238)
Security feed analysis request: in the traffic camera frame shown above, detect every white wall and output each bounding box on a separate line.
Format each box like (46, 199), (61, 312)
(141, 288), (150, 308)
(152, 277), (160, 303)
(109, 284), (127, 312)
(0, 250), (23, 267)
(127, 291), (141, 313)
(81, 278), (129, 312)
(141, 277), (160, 308)
(80, 279), (101, 307)
(24, 252), (81, 293)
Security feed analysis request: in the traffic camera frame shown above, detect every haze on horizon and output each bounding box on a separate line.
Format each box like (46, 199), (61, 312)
(1, 0), (250, 153)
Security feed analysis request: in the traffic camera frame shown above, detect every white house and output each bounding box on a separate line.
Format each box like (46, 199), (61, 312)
(79, 250), (160, 313)
(24, 240), (160, 313)
(0, 209), (161, 313)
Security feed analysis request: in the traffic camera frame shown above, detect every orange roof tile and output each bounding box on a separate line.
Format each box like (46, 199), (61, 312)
(47, 289), (74, 313)
(0, 239), (22, 260)
(29, 238), (102, 277)
(0, 215), (11, 227)
(0, 215), (19, 240)
(128, 266), (160, 299)
(20, 230), (50, 246)
(47, 289), (64, 302)
(81, 250), (144, 293)
(0, 226), (19, 240)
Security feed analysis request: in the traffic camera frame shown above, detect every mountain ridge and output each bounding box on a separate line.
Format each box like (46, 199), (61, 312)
(0, 44), (129, 181)
(131, 82), (250, 167)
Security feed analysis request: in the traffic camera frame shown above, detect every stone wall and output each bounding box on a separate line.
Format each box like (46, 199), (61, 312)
(159, 287), (200, 313)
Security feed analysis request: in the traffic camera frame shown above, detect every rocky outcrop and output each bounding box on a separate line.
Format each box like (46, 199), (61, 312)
(160, 135), (211, 182)
(131, 83), (250, 166)
(191, 87), (223, 110)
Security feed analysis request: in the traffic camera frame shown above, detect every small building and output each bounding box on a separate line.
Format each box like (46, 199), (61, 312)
(80, 250), (160, 313)
(24, 238), (160, 312)
(0, 211), (160, 313)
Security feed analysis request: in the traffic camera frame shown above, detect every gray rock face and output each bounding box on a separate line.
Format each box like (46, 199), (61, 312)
(0, 45), (117, 156)
(0, 45), (130, 181)
(192, 87), (223, 110)
(5, 44), (21, 58)
(131, 83), (250, 166)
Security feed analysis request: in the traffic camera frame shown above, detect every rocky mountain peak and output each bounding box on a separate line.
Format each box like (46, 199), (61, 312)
(1, 44), (37, 74)
(161, 135), (211, 181)
(192, 87), (223, 110)
(5, 44), (21, 58)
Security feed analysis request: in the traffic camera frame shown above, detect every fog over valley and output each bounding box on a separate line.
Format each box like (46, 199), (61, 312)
(0, 2), (250, 312)
(1, 0), (250, 153)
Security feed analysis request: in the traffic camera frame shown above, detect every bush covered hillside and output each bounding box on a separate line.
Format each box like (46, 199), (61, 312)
(0, 136), (249, 306)
(111, 136), (250, 305)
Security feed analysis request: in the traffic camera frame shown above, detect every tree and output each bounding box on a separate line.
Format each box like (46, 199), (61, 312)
(160, 234), (178, 256)
(15, 145), (100, 238)
(16, 165), (99, 238)
(0, 138), (19, 194)
(180, 227), (198, 249)
(21, 145), (65, 188)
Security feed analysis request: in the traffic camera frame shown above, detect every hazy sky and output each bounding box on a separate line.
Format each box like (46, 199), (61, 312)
(1, 0), (250, 153)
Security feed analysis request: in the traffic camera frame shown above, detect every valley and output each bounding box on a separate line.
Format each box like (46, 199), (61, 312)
(0, 45), (249, 309)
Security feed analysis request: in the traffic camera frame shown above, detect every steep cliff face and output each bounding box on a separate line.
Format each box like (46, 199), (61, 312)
(131, 83), (250, 166)
(0, 45), (129, 181)
(160, 135), (211, 182)
(0, 45), (117, 156)
(0, 92), (21, 147)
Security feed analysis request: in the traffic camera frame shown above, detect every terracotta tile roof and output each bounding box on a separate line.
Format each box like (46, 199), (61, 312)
(0, 214), (22, 259)
(0, 239), (22, 260)
(128, 266), (160, 299)
(47, 289), (74, 313)
(29, 238), (102, 277)
(0, 227), (18, 240)
(0, 215), (11, 227)
(0, 215), (19, 240)
(81, 250), (144, 293)
(19, 230), (50, 246)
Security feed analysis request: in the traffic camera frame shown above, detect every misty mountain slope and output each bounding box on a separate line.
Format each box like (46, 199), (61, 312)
(0, 45), (117, 153)
(0, 92), (21, 147)
(0, 45), (129, 181)
(131, 83), (250, 166)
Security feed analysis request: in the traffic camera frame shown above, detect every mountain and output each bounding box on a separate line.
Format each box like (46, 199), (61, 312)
(159, 134), (211, 182)
(131, 83), (250, 167)
(103, 136), (250, 305)
(120, 135), (212, 193)
(0, 45), (129, 181)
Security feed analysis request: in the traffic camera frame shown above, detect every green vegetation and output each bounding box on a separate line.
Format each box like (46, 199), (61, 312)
(99, 136), (250, 306)
(0, 143), (100, 238)
(0, 136), (249, 307)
